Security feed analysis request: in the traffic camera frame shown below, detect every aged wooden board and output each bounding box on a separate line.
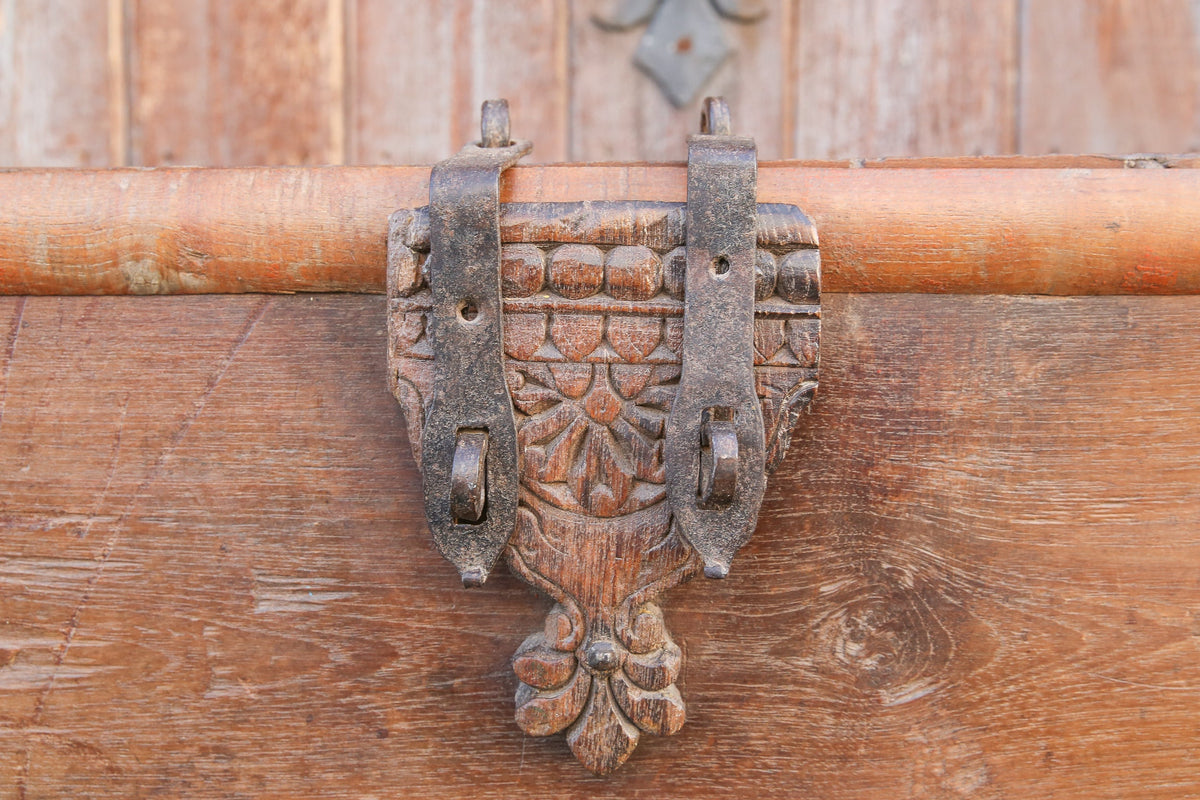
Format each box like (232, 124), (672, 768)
(793, 0), (1019, 159)
(351, 0), (569, 164)
(127, 0), (345, 166)
(0, 0), (118, 167)
(1, 292), (1198, 797)
(1021, 0), (1200, 155)
(9, 0), (1200, 167)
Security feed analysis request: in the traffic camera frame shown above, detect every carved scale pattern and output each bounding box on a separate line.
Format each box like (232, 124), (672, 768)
(387, 202), (819, 773)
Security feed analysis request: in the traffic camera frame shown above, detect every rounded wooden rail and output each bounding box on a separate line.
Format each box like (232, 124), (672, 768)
(1, 156), (1198, 296)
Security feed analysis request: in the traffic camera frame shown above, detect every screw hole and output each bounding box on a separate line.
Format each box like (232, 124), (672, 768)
(712, 256), (731, 277)
(458, 299), (480, 323)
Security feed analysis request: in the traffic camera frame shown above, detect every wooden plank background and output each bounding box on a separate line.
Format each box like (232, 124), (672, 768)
(1, 293), (1199, 798)
(3, 0), (1200, 166)
(2, 1), (1200, 798)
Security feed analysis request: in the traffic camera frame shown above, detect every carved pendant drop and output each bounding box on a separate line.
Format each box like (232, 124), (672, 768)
(386, 99), (820, 774)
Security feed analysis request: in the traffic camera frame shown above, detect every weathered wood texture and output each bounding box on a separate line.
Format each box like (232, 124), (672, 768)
(793, 0), (1019, 158)
(351, 0), (569, 164)
(127, 0), (345, 166)
(1, 292), (1198, 797)
(5, 1), (1200, 166)
(2, 162), (1200, 297)
(0, 0), (119, 166)
(1021, 0), (1200, 155)
(568, 0), (791, 162)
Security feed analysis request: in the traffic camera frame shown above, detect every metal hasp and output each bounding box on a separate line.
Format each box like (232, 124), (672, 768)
(665, 97), (765, 579)
(387, 97), (820, 774)
(419, 100), (530, 587)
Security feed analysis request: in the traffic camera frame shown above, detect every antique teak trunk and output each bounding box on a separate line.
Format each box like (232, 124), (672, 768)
(4, 3), (1200, 797)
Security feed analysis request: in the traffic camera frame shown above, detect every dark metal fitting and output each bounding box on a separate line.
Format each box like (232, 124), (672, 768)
(420, 100), (531, 586)
(700, 96), (732, 136)
(480, 99), (511, 148)
(386, 93), (821, 771)
(664, 96), (766, 580)
(450, 429), (488, 523)
(698, 416), (738, 508)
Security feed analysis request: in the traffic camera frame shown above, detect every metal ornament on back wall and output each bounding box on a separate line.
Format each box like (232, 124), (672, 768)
(595, 0), (769, 107)
(386, 98), (820, 774)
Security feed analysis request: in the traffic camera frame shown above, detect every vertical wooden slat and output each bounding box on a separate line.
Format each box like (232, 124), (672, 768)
(791, 0), (1020, 159)
(471, 0), (569, 162)
(351, 0), (569, 165)
(128, 0), (344, 166)
(349, 0), (457, 165)
(569, 0), (789, 161)
(1020, 0), (1200, 154)
(107, 0), (131, 167)
(0, 0), (117, 166)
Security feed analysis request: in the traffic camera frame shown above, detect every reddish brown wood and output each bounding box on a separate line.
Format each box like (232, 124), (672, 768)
(1, 161), (1199, 297)
(1021, 0), (1200, 155)
(791, 0), (1020, 159)
(8, 0), (1200, 169)
(570, 0), (790, 161)
(2, 292), (1199, 797)
(350, 0), (569, 164)
(127, 0), (345, 166)
(0, 0), (119, 167)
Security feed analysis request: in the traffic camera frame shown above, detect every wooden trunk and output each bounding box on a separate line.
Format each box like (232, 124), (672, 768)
(4, 2), (1200, 797)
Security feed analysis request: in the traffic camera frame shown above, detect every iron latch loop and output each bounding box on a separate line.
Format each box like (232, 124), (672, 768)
(664, 97), (767, 578)
(420, 99), (530, 586)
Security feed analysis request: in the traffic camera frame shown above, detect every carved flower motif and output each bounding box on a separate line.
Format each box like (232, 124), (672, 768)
(513, 603), (686, 775)
(509, 361), (679, 518)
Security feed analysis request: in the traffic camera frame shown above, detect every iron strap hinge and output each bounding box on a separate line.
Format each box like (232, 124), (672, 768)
(419, 99), (530, 587)
(664, 97), (766, 579)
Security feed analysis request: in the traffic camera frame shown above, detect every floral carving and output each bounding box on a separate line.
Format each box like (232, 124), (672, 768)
(387, 201), (818, 773)
(510, 361), (677, 518)
(506, 499), (696, 774)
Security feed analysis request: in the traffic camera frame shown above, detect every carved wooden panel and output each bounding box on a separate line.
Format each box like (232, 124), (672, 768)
(386, 200), (819, 772)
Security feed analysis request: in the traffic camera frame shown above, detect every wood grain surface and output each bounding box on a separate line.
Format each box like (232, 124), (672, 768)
(3, 2), (1200, 796)
(351, 0), (569, 165)
(1021, 0), (1200, 155)
(7, 1), (1200, 166)
(0, 292), (1198, 797)
(0, 0), (118, 167)
(2, 162), (1200, 297)
(793, 0), (1019, 159)
(127, 0), (345, 166)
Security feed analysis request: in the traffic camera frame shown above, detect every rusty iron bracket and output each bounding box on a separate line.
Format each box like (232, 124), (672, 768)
(387, 98), (819, 773)
(419, 99), (531, 587)
(664, 97), (765, 578)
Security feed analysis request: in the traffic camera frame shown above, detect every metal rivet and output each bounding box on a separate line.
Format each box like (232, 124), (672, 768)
(584, 641), (621, 673)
